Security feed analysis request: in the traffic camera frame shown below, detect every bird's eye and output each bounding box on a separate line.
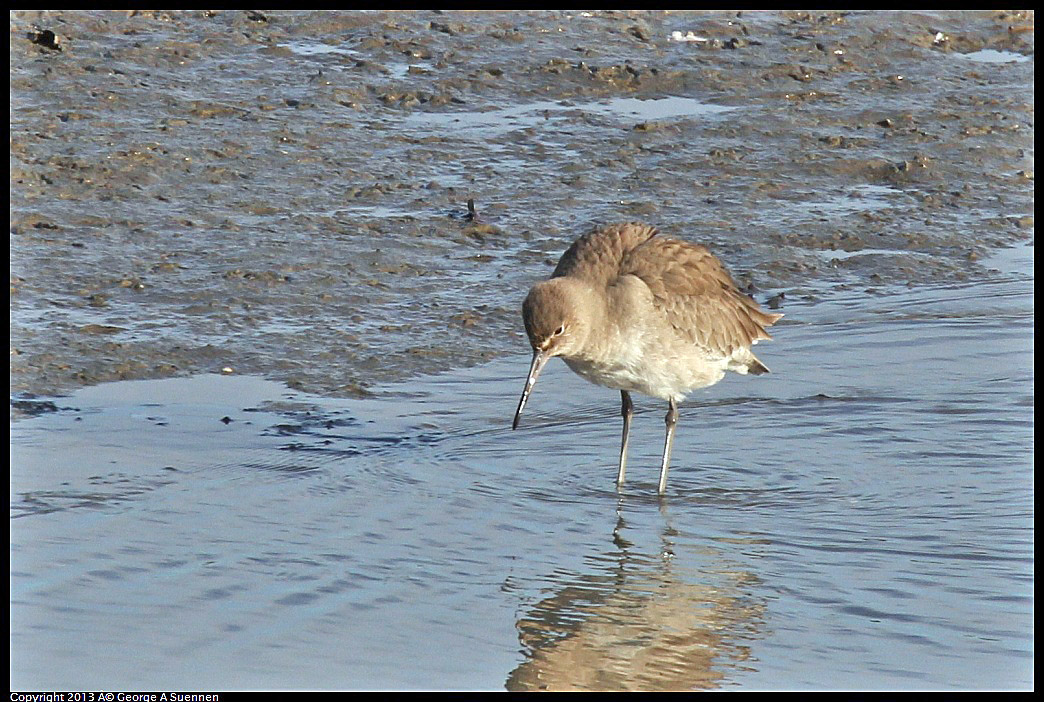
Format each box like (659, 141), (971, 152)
(554, 325), (565, 336)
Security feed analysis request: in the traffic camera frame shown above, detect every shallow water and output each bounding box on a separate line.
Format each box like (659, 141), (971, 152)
(10, 242), (1032, 690)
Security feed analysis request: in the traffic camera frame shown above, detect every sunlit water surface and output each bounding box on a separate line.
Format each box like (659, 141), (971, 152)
(10, 244), (1033, 690)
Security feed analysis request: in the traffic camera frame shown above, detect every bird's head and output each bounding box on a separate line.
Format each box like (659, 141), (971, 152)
(521, 278), (590, 359)
(513, 278), (592, 429)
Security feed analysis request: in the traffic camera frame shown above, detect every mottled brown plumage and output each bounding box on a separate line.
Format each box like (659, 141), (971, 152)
(513, 222), (781, 494)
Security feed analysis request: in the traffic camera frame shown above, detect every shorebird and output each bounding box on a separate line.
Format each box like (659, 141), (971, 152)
(512, 222), (781, 494)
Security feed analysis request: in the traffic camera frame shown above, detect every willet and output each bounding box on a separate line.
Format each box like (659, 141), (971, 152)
(512, 222), (781, 494)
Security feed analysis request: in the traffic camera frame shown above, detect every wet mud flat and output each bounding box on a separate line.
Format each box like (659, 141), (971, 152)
(9, 10), (1034, 404)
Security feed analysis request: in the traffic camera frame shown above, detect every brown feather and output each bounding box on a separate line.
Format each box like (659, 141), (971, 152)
(617, 228), (780, 359)
(547, 221), (780, 362)
(552, 222), (658, 287)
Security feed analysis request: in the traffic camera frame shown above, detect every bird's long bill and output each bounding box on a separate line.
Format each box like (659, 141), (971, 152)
(512, 349), (550, 430)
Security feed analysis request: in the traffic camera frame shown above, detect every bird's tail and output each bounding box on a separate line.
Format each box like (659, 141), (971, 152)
(728, 349), (771, 375)
(747, 355), (771, 375)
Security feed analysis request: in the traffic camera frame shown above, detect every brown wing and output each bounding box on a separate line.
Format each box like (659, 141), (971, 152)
(620, 236), (781, 358)
(552, 222), (658, 288)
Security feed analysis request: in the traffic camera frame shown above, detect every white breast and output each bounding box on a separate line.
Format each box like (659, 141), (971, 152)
(563, 342), (727, 402)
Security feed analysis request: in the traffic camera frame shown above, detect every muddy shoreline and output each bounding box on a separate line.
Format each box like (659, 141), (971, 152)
(10, 10), (1034, 410)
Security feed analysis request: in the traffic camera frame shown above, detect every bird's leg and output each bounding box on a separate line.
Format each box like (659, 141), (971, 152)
(657, 399), (678, 495)
(616, 390), (633, 487)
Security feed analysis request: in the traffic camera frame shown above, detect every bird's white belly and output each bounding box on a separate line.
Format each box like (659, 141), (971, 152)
(563, 351), (726, 402)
